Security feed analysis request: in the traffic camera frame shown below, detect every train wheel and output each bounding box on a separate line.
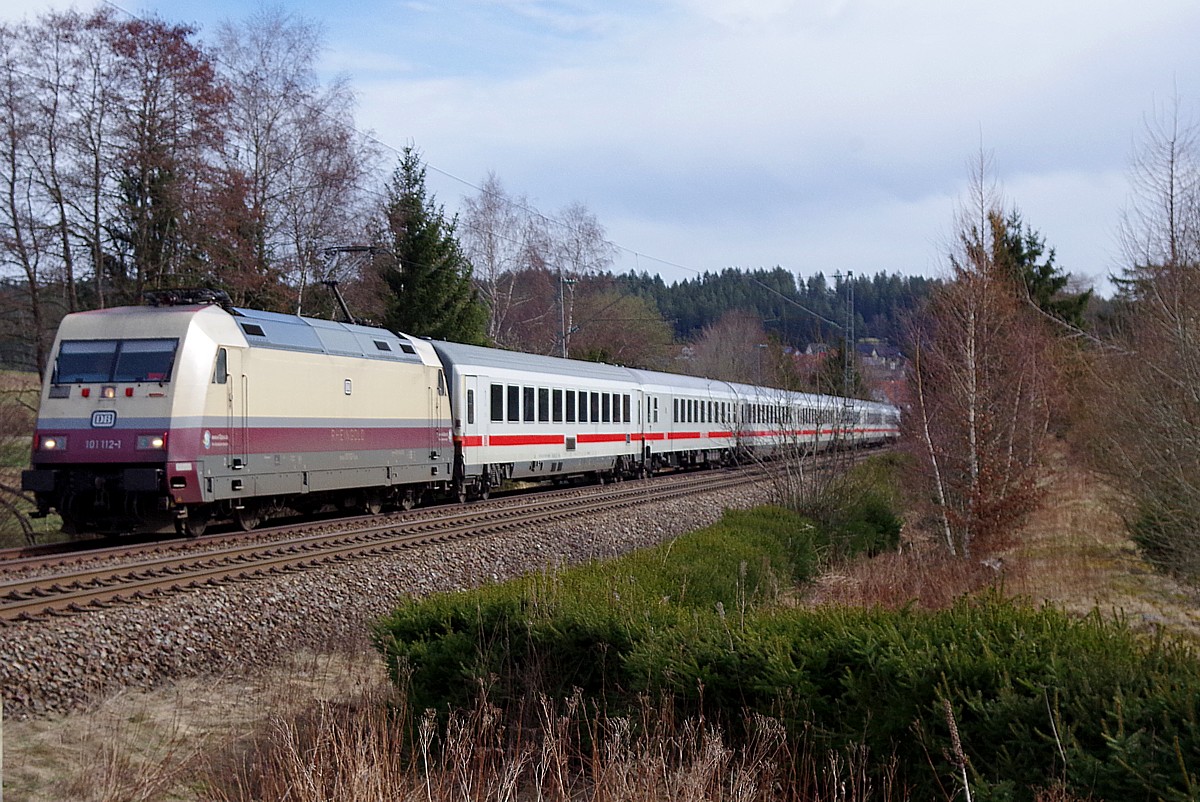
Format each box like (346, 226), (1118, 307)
(176, 512), (208, 539)
(364, 494), (383, 516)
(235, 505), (262, 531)
(400, 489), (416, 511)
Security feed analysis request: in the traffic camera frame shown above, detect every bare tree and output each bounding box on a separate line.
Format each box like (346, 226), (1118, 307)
(567, 282), (675, 368)
(216, 8), (376, 313)
(687, 309), (770, 383)
(1083, 97), (1200, 579)
(461, 173), (522, 342)
(906, 158), (1059, 557)
(1119, 94), (1200, 275)
(0, 21), (58, 370)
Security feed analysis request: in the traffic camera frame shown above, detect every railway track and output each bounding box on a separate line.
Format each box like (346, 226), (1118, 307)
(0, 467), (762, 623)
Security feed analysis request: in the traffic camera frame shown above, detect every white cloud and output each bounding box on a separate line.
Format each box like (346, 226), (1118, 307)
(7, 0), (1197, 295)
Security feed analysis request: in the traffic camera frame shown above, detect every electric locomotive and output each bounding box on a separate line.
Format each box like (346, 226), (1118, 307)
(23, 290), (452, 536)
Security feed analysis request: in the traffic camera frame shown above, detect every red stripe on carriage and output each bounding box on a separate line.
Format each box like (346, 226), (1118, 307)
(487, 434), (566, 447)
(576, 433), (631, 444)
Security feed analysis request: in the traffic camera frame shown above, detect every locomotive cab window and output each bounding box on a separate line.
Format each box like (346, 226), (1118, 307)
(213, 348), (228, 384)
(53, 338), (178, 384)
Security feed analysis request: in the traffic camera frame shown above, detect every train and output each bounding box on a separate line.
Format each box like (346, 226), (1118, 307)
(21, 289), (900, 537)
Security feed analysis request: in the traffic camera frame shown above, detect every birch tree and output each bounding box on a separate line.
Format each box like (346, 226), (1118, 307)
(907, 160), (1060, 557)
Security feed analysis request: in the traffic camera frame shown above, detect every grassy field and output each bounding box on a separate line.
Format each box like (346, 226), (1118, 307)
(3, 444), (1198, 801)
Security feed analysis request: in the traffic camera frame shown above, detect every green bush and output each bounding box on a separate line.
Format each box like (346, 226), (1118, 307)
(375, 506), (824, 712)
(627, 596), (1200, 801)
(375, 478), (1200, 801)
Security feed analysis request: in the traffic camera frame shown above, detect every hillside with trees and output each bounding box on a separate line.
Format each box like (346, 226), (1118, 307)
(616, 268), (939, 347)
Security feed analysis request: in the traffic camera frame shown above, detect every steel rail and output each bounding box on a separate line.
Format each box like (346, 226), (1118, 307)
(0, 469), (759, 623)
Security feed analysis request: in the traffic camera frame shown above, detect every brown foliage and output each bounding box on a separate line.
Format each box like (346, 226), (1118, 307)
(906, 198), (1062, 558)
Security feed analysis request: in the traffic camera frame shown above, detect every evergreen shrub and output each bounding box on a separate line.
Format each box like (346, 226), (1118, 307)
(375, 470), (1199, 800)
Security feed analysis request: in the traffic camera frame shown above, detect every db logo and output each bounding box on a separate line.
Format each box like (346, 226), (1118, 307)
(91, 410), (117, 428)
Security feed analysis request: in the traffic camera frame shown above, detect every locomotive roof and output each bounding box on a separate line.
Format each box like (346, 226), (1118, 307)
(231, 307), (428, 364)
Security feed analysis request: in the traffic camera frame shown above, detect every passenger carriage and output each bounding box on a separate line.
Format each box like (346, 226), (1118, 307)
(430, 341), (644, 495)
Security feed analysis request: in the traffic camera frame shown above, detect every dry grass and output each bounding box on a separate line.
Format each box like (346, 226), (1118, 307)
(200, 687), (906, 802)
(802, 440), (1200, 646)
(1000, 449), (1200, 643)
(2, 650), (385, 801)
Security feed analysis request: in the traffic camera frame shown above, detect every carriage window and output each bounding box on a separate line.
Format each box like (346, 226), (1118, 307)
(579, 390), (588, 422)
(590, 392), (600, 422)
(491, 384), (504, 422)
(566, 390), (576, 422)
(213, 348), (228, 385)
(538, 388), (550, 422)
(507, 385), (520, 422)
(524, 386), (535, 422)
(53, 338), (178, 384)
(602, 393), (611, 423)
(653, 397), (659, 424)
(467, 389), (475, 425)
(673, 398), (679, 423)
(623, 394), (631, 423)
(553, 389), (563, 422)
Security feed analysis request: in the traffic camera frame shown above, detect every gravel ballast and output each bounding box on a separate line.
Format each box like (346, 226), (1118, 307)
(1, 482), (773, 718)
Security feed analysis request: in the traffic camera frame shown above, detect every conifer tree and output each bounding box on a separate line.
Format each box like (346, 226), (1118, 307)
(991, 210), (1091, 327)
(375, 147), (488, 344)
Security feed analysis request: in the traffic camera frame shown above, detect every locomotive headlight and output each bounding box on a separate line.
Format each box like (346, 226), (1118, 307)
(101, 385), (116, 399)
(137, 434), (166, 450)
(38, 435), (66, 451)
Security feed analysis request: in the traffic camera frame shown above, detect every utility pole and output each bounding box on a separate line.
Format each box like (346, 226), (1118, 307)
(834, 271), (854, 400)
(558, 269), (575, 358)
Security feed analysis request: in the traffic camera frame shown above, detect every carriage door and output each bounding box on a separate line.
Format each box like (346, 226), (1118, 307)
(221, 346), (249, 471)
(430, 368), (449, 465)
(464, 375), (484, 440)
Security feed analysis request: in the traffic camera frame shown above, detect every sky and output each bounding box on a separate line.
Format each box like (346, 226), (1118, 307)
(7, 0), (1200, 295)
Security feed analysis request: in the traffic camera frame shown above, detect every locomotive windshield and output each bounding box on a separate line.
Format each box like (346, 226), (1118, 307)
(52, 338), (179, 383)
